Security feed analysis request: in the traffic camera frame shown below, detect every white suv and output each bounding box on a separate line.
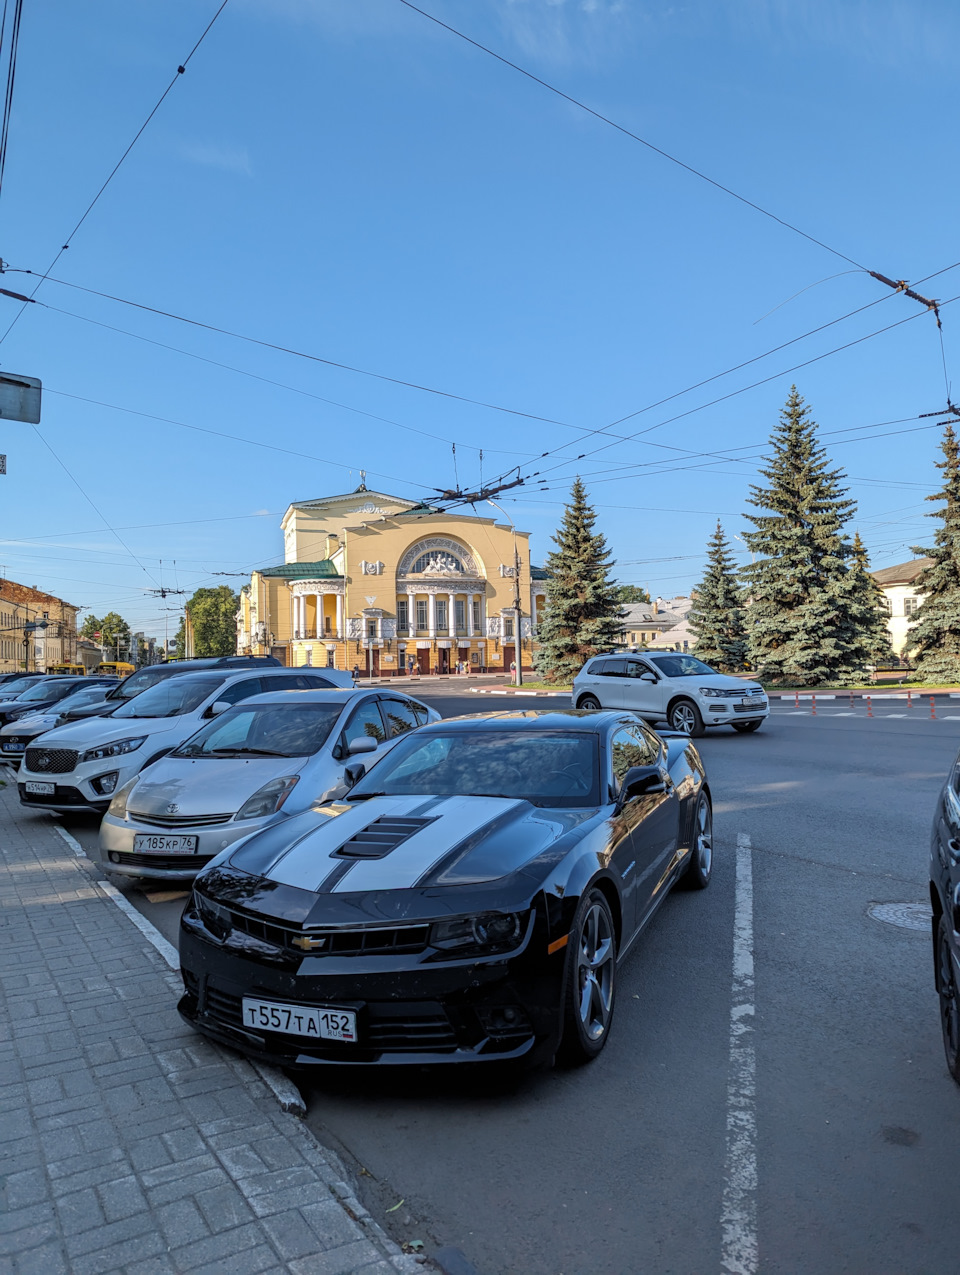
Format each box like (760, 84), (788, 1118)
(572, 652), (768, 736)
(17, 668), (345, 813)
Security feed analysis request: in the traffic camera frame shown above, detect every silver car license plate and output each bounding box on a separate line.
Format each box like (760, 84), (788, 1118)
(25, 781), (55, 794)
(132, 833), (198, 855)
(740, 697), (764, 707)
(241, 998), (357, 1042)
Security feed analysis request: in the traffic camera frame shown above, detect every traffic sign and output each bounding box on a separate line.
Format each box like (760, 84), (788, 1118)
(0, 372), (40, 424)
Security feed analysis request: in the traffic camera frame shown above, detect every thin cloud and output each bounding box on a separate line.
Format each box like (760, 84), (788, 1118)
(179, 140), (254, 176)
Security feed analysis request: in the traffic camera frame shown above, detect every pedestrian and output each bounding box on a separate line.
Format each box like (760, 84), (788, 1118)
(510, 660), (516, 676)
(352, 663), (360, 681)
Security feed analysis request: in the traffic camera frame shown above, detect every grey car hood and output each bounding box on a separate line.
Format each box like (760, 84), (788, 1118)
(128, 755), (307, 819)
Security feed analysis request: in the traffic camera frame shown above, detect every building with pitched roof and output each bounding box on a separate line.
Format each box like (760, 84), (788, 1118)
(871, 557), (933, 656)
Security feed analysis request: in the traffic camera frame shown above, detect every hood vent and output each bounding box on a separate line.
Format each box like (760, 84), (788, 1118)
(335, 815), (436, 860)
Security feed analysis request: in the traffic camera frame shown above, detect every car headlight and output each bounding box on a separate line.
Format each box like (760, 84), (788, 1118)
(430, 911), (526, 954)
(81, 736), (147, 763)
(698, 688), (730, 698)
(235, 775), (300, 820)
(107, 776), (140, 817)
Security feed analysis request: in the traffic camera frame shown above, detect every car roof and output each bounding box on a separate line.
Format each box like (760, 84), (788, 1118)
(423, 709), (626, 733)
(218, 687), (377, 709)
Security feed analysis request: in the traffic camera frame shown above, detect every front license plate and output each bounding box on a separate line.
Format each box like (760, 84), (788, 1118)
(25, 781), (55, 794)
(132, 833), (198, 855)
(740, 697), (764, 707)
(2, 741), (24, 751)
(241, 997), (357, 1042)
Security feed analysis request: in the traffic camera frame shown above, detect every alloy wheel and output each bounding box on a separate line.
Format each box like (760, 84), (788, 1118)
(577, 902), (615, 1041)
(939, 927), (960, 1074)
(671, 702), (697, 733)
(696, 797), (713, 876)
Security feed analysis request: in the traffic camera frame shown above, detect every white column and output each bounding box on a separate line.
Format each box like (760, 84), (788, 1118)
(335, 591), (343, 639)
(407, 592), (415, 634)
(293, 595), (300, 639)
(467, 593), (475, 637)
(313, 593), (320, 639)
(447, 592), (455, 637)
(428, 593), (436, 638)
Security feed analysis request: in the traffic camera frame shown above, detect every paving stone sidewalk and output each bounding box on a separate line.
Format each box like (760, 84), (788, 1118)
(0, 781), (425, 1275)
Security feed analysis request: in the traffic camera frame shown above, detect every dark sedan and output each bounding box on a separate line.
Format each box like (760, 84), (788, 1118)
(0, 675), (114, 730)
(179, 710), (712, 1069)
(931, 751), (960, 1081)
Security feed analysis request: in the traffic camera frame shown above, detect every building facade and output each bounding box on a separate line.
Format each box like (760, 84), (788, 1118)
(617, 596), (694, 652)
(871, 558), (932, 656)
(238, 486), (549, 674)
(0, 578), (79, 673)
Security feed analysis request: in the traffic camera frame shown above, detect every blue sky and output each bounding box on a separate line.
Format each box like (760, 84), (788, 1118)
(1, 0), (958, 638)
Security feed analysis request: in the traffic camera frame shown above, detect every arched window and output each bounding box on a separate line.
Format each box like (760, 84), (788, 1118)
(410, 549), (466, 575)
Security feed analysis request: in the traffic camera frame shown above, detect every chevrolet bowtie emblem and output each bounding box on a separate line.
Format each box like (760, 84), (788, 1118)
(291, 934), (327, 952)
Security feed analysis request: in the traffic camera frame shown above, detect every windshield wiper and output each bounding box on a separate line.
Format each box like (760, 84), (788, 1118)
(345, 790), (386, 800)
(208, 747), (290, 757)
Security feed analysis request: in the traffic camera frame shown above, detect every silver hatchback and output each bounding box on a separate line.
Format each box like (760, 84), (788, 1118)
(97, 688), (439, 880)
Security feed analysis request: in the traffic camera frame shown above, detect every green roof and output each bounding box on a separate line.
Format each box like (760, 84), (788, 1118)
(256, 561), (342, 579)
(531, 565), (551, 581)
(395, 502), (442, 517)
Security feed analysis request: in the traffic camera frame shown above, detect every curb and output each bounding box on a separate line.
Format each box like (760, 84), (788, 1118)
(469, 687), (570, 696)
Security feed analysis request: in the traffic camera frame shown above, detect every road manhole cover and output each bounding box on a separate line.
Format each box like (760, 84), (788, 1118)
(868, 902), (929, 931)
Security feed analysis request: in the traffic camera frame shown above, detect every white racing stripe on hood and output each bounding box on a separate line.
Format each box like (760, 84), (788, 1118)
(331, 795), (524, 893)
(265, 795), (436, 890)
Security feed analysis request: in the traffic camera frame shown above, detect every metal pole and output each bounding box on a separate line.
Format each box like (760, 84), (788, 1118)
(513, 541), (523, 688)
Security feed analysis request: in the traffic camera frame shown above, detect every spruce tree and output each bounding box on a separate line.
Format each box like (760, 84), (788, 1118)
(534, 477), (622, 683)
(844, 532), (895, 666)
(688, 522), (747, 671)
(741, 387), (862, 685)
(909, 425), (960, 682)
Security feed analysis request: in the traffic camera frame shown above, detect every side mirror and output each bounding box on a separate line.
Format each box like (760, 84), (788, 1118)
(618, 764), (666, 806)
(206, 700), (232, 718)
(347, 736), (379, 755)
(640, 671), (657, 684)
(343, 762), (366, 788)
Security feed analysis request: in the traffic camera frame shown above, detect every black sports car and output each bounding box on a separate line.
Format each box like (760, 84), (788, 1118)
(178, 710), (712, 1069)
(931, 749), (960, 1081)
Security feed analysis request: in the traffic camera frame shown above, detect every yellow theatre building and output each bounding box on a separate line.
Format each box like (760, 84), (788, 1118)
(237, 484), (549, 676)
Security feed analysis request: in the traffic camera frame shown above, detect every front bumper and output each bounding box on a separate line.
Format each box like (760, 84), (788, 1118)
(98, 814), (266, 880)
(700, 699), (768, 725)
(178, 899), (561, 1068)
(18, 756), (144, 812)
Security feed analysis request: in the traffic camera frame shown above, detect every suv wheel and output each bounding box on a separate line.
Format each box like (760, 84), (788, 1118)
(669, 698), (705, 737)
(577, 694), (601, 711)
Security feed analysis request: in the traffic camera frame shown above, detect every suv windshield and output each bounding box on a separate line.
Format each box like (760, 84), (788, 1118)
(646, 654), (716, 678)
(111, 675), (225, 719)
(174, 703), (342, 758)
(15, 680), (83, 703)
(1, 677), (43, 695)
(348, 730), (600, 808)
(105, 666), (177, 702)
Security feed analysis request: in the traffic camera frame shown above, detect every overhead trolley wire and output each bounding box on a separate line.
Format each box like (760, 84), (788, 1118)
(396, 0), (866, 271)
(0, 0), (24, 209)
(0, 0), (232, 345)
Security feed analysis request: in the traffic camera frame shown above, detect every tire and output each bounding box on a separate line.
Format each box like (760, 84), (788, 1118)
(732, 720), (762, 734)
(681, 792), (713, 890)
(577, 694), (601, 711)
(557, 888), (617, 1066)
(937, 915), (960, 1084)
(669, 698), (705, 737)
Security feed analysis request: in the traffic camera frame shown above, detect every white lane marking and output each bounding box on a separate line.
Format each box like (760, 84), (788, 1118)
(54, 823), (306, 1115)
(721, 832), (758, 1275)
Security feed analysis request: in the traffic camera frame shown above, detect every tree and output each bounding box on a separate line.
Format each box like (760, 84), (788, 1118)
(614, 584), (651, 604)
(741, 387), (863, 685)
(183, 586), (240, 657)
(844, 532), (895, 666)
(909, 425), (960, 682)
(97, 612), (131, 660)
(688, 522), (747, 671)
(534, 478), (622, 683)
(79, 614), (102, 641)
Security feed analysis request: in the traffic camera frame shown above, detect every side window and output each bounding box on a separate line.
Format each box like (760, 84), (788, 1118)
(264, 674), (313, 691)
(216, 677), (262, 706)
(625, 661), (653, 680)
(603, 659), (627, 678)
(610, 725), (656, 788)
(302, 676), (334, 689)
(341, 700), (387, 750)
(587, 659), (608, 676)
(379, 698), (420, 738)
(409, 701), (430, 727)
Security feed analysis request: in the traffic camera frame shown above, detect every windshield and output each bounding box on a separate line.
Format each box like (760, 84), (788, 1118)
(111, 675), (225, 719)
(58, 686), (109, 710)
(647, 654), (716, 678)
(105, 666), (175, 701)
(15, 680), (83, 703)
(1, 677), (42, 695)
(348, 729), (600, 808)
(174, 703), (342, 758)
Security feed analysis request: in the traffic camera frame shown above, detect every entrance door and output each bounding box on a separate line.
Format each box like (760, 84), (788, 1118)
(438, 649), (450, 674)
(366, 647), (380, 678)
(502, 644), (515, 672)
(417, 648), (430, 674)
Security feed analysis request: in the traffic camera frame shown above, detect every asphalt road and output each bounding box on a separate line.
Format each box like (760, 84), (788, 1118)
(32, 689), (960, 1274)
